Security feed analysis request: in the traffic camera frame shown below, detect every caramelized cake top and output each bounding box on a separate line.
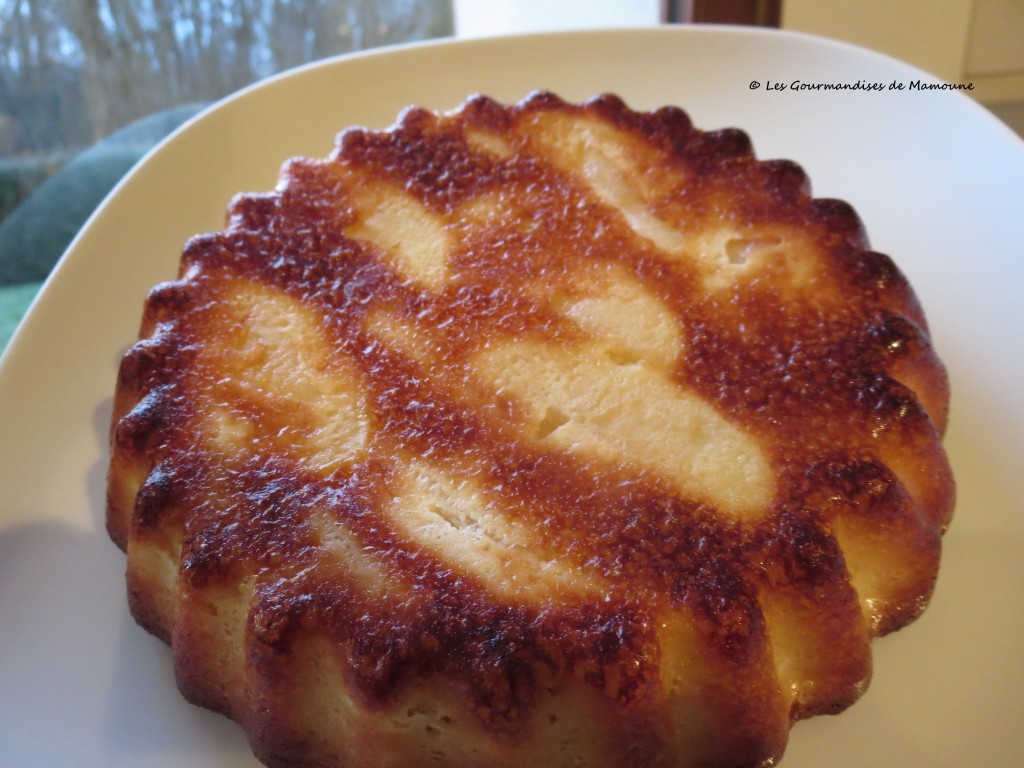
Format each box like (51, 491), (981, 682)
(109, 92), (954, 762)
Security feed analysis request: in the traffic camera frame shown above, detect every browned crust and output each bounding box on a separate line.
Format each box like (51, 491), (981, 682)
(107, 91), (954, 768)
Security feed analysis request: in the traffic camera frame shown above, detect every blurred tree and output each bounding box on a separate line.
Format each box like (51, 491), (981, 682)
(0, 0), (452, 289)
(0, 0), (453, 154)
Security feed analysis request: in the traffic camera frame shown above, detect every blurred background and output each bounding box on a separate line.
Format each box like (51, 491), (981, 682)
(1, 0), (1021, 351)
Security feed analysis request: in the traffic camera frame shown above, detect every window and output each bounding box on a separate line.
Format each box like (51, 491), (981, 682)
(0, 0), (453, 349)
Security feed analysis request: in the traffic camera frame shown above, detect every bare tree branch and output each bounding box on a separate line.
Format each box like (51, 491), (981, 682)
(0, 0), (453, 156)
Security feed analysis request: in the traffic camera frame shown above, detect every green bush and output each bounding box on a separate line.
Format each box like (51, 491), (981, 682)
(0, 148), (140, 284)
(0, 156), (67, 223)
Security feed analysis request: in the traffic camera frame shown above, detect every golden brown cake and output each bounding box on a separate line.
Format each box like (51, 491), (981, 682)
(107, 92), (954, 768)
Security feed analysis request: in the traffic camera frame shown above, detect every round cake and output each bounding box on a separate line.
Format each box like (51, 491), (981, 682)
(107, 92), (954, 768)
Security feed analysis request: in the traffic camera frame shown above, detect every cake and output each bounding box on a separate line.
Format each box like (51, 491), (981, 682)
(107, 92), (954, 767)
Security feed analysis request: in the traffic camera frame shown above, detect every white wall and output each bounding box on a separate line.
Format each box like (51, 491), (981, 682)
(453, 0), (661, 38)
(782, 0), (1024, 103)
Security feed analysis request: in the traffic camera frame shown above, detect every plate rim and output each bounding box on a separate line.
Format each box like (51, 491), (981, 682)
(1, 24), (1022, 768)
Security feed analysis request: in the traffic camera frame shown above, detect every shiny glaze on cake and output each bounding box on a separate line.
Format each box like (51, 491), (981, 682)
(107, 92), (954, 768)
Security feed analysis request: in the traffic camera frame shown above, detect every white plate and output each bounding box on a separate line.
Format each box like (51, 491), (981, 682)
(1, 26), (1022, 768)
